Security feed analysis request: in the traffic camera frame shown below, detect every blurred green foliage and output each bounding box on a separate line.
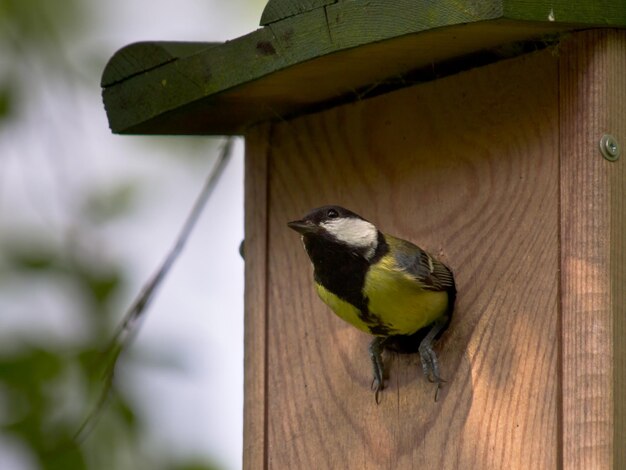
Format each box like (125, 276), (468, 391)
(0, 1), (222, 469)
(1, 235), (220, 470)
(0, 0), (83, 42)
(1, 238), (126, 469)
(0, 84), (11, 121)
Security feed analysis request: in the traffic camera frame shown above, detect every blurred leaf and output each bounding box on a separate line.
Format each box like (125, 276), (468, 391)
(5, 248), (59, 272)
(0, 0), (83, 44)
(82, 183), (138, 224)
(0, 348), (64, 432)
(0, 348), (64, 386)
(0, 348), (83, 467)
(78, 270), (122, 308)
(2, 238), (124, 313)
(170, 461), (221, 470)
(42, 443), (86, 470)
(114, 396), (136, 428)
(0, 84), (11, 121)
(76, 348), (102, 377)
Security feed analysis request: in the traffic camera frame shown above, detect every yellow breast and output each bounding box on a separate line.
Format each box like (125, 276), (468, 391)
(314, 257), (449, 336)
(314, 282), (371, 333)
(364, 260), (448, 335)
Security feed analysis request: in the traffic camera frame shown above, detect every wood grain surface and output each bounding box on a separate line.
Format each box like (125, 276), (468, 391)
(243, 123), (271, 470)
(260, 0), (336, 25)
(251, 49), (561, 469)
(559, 29), (626, 470)
(100, 42), (215, 87)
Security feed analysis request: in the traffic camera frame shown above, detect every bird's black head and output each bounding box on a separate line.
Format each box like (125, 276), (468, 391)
(288, 205), (380, 260)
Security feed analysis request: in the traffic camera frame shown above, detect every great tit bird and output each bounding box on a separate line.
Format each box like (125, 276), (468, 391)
(288, 205), (456, 401)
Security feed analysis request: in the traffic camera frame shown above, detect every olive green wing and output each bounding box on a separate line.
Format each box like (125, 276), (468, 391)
(385, 234), (455, 292)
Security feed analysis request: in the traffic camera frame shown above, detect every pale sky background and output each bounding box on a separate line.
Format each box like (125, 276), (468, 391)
(0, 1), (267, 469)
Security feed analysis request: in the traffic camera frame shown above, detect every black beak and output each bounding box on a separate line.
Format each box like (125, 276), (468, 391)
(287, 219), (317, 234)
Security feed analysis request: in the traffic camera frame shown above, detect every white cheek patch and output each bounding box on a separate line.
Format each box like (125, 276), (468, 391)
(321, 218), (378, 259)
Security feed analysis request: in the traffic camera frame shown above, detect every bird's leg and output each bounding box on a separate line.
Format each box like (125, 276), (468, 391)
(418, 321), (447, 401)
(368, 336), (386, 404)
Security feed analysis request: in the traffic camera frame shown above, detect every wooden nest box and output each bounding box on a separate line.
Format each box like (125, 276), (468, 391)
(101, 1), (626, 468)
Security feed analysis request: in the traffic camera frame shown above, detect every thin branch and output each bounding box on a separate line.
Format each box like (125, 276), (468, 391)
(74, 136), (234, 443)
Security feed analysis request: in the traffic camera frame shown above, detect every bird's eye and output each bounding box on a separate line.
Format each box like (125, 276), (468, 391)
(327, 209), (338, 218)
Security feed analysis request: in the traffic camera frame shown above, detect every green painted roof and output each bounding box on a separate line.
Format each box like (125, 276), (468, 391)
(260, 0), (336, 25)
(101, 0), (626, 135)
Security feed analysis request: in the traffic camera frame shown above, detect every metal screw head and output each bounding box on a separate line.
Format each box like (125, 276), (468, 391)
(599, 134), (620, 161)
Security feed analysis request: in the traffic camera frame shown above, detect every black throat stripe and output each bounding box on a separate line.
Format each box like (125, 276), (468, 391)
(304, 232), (391, 335)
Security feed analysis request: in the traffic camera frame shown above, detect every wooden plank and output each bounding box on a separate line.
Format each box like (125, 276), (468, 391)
(266, 7), (334, 60)
(101, 21), (568, 136)
(614, 111), (626, 470)
(325, 0), (501, 48)
(100, 41), (216, 87)
(100, 0), (626, 135)
(243, 123), (272, 470)
(505, 0), (626, 24)
(101, 27), (285, 134)
(559, 29), (626, 470)
(263, 48), (559, 468)
(260, 0), (336, 26)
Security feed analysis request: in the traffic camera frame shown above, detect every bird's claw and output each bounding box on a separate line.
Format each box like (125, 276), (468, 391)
(369, 337), (386, 404)
(419, 324), (447, 401)
(371, 377), (385, 404)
